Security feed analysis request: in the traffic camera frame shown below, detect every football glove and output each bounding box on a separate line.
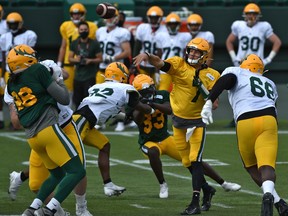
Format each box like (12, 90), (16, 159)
(201, 99), (213, 125)
(0, 77), (5, 89)
(104, 55), (115, 64)
(263, 57), (272, 66)
(51, 65), (63, 82)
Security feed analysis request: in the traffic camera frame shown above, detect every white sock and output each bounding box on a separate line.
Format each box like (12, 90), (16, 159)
(262, 180), (275, 194)
(46, 198), (60, 212)
(30, 198), (43, 209)
(75, 193), (86, 206)
(272, 189), (281, 203)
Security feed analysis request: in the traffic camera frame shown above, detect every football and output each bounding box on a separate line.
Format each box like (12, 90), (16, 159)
(96, 2), (117, 19)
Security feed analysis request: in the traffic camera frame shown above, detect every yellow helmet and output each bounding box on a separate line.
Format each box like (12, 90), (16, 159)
(146, 6), (163, 28)
(240, 54), (264, 75)
(165, 13), (181, 35)
(242, 3), (261, 26)
(187, 14), (203, 35)
(133, 74), (154, 91)
(69, 3), (86, 24)
(185, 38), (210, 65)
(243, 3), (261, 14)
(132, 74), (155, 99)
(6, 12), (23, 32)
(105, 62), (129, 83)
(7, 44), (37, 74)
(0, 5), (4, 20)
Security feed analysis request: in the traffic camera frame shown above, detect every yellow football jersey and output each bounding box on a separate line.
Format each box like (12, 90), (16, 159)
(59, 21), (97, 64)
(164, 56), (220, 119)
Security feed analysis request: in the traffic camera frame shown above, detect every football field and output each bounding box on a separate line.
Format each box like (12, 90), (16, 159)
(1, 126), (288, 216)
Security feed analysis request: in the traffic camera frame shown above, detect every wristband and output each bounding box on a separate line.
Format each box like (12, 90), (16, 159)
(145, 51), (151, 58)
(267, 50), (277, 61)
(228, 50), (237, 61)
(57, 61), (62, 67)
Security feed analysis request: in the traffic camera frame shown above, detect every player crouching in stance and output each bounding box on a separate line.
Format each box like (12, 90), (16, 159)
(5, 44), (86, 216)
(201, 54), (288, 216)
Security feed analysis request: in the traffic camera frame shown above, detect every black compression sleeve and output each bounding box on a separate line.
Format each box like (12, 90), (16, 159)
(127, 91), (140, 108)
(160, 61), (171, 72)
(208, 73), (237, 102)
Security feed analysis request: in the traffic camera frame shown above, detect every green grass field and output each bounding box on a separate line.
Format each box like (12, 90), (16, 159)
(1, 122), (288, 215)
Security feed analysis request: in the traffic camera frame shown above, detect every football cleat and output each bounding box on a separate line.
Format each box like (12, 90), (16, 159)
(181, 203), (201, 215)
(115, 122), (125, 132)
(159, 182), (168, 199)
(55, 206), (70, 216)
(8, 171), (23, 200)
(275, 199), (288, 216)
(34, 207), (56, 216)
(104, 182), (126, 196)
(76, 200), (92, 216)
(221, 181), (241, 192)
(261, 192), (274, 216)
(21, 207), (36, 216)
(201, 186), (216, 211)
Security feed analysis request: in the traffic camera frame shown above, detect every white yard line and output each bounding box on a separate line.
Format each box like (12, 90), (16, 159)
(0, 130), (284, 213)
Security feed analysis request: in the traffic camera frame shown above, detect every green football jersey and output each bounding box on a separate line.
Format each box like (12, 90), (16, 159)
(138, 90), (171, 146)
(7, 63), (57, 127)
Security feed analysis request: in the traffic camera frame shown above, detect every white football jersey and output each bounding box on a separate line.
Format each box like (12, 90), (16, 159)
(96, 26), (131, 70)
(231, 20), (273, 60)
(221, 67), (278, 121)
(155, 32), (191, 59)
(0, 29), (37, 71)
(77, 81), (138, 125)
(39, 60), (73, 126)
(191, 31), (215, 44)
(0, 20), (8, 62)
(135, 23), (168, 68)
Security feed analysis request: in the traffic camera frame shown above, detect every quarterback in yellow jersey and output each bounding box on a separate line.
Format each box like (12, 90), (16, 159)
(57, 3), (97, 98)
(134, 38), (221, 215)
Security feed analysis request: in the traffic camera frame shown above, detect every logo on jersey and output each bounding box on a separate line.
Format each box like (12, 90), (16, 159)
(206, 73), (215, 81)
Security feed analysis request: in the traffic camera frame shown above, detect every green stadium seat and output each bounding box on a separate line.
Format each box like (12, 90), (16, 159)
(169, 0), (195, 7)
(134, 0), (169, 6)
(11, 0), (38, 6)
(224, 0), (253, 6)
(0, 0), (9, 6)
(37, 0), (64, 6)
(257, 0), (278, 6)
(276, 0), (288, 5)
(195, 0), (226, 7)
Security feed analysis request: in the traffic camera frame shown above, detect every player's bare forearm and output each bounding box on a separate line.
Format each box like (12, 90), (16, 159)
(150, 102), (172, 115)
(133, 53), (164, 69)
(132, 109), (145, 125)
(9, 104), (22, 129)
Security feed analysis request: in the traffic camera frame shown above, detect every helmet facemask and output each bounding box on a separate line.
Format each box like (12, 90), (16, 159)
(187, 24), (202, 36)
(186, 46), (207, 65)
(166, 22), (180, 35)
(148, 16), (162, 29)
(139, 85), (156, 101)
(243, 12), (261, 27)
(105, 15), (119, 27)
(70, 12), (85, 25)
